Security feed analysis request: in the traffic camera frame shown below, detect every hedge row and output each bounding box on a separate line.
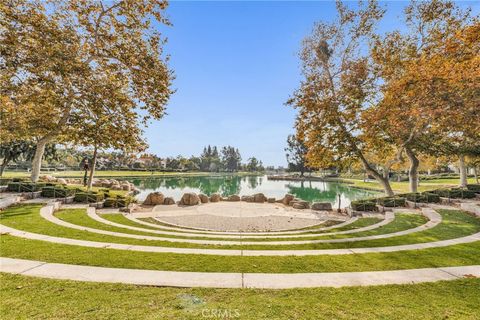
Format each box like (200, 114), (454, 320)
(351, 185), (480, 212)
(5, 181), (132, 207)
(430, 188), (476, 199)
(397, 192), (441, 203)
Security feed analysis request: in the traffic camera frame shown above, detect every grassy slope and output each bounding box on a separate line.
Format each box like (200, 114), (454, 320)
(344, 177), (477, 193)
(1, 170), (260, 178)
(92, 213), (387, 240)
(101, 213), (352, 236)
(55, 208), (478, 250)
(1, 273), (479, 320)
(1, 205), (480, 273)
(2, 205), (460, 250)
(1, 205), (478, 250)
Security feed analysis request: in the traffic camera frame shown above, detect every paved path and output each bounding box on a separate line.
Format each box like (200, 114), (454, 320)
(0, 194), (23, 209)
(45, 206), (440, 245)
(1, 257), (479, 289)
(91, 209), (394, 239)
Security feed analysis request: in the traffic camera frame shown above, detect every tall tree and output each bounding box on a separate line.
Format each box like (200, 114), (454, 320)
(0, 141), (56, 177)
(246, 157), (263, 172)
(0, 0), (173, 182)
(68, 79), (147, 190)
(287, 1), (395, 195)
(285, 134), (310, 176)
(370, 0), (478, 192)
(221, 146), (242, 172)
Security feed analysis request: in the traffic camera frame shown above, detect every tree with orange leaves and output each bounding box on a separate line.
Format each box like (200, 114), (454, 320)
(287, 1), (399, 195)
(370, 0), (479, 191)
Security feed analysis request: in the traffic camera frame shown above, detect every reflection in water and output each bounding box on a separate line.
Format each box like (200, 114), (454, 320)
(125, 175), (379, 208)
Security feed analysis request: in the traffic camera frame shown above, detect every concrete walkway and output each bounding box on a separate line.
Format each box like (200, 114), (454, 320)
(0, 194), (23, 209)
(90, 209), (395, 239)
(1, 257), (479, 289)
(45, 206), (440, 245)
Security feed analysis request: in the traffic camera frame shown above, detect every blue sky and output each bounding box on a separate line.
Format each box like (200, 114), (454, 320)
(144, 1), (478, 167)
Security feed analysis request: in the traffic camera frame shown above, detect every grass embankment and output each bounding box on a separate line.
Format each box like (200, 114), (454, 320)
(102, 213), (381, 237)
(56, 208), (477, 249)
(343, 177), (477, 193)
(75, 212), (419, 242)
(1, 273), (479, 320)
(1, 170), (261, 179)
(106, 215), (345, 234)
(1, 205), (478, 250)
(1, 204), (480, 273)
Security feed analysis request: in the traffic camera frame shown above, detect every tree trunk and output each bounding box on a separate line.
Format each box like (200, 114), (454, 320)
(0, 157), (11, 177)
(458, 154), (468, 187)
(474, 166), (479, 184)
(383, 167), (390, 180)
(405, 147), (419, 193)
(357, 153), (394, 196)
(87, 146), (98, 191)
(30, 137), (51, 182)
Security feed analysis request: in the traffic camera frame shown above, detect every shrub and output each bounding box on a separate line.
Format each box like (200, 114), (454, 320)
(466, 184), (480, 193)
(20, 182), (46, 192)
(399, 192), (440, 203)
(6, 182), (45, 192)
(6, 182), (21, 192)
(41, 186), (75, 198)
(74, 192), (104, 203)
(104, 195), (132, 208)
(350, 199), (377, 211)
(432, 188), (476, 199)
(376, 196), (406, 207)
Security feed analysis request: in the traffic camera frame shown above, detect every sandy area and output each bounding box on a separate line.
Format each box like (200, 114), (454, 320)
(155, 214), (326, 232)
(139, 202), (347, 232)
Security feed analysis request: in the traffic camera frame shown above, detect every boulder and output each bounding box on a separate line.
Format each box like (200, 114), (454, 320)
(227, 195), (241, 201)
(57, 178), (67, 185)
(40, 175), (56, 182)
(121, 184), (131, 191)
(292, 201), (309, 209)
(311, 202), (333, 211)
(253, 193), (267, 203)
(198, 194), (209, 203)
(180, 193), (200, 206)
(163, 197), (175, 205)
(241, 195), (254, 202)
(267, 197), (276, 203)
(210, 193), (221, 202)
(281, 194), (295, 206)
(143, 192), (165, 205)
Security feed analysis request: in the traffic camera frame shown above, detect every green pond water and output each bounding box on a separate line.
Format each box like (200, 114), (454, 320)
(126, 175), (379, 208)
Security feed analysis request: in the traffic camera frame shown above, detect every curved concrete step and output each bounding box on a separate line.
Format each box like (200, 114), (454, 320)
(1, 257), (479, 289)
(46, 206), (439, 245)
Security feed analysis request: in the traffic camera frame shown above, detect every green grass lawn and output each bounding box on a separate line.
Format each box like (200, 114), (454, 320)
(100, 213), (383, 238)
(1, 170), (260, 178)
(1, 273), (479, 320)
(344, 177), (477, 193)
(1, 205), (478, 250)
(1, 205), (480, 273)
(65, 211), (422, 242)
(104, 213), (351, 235)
